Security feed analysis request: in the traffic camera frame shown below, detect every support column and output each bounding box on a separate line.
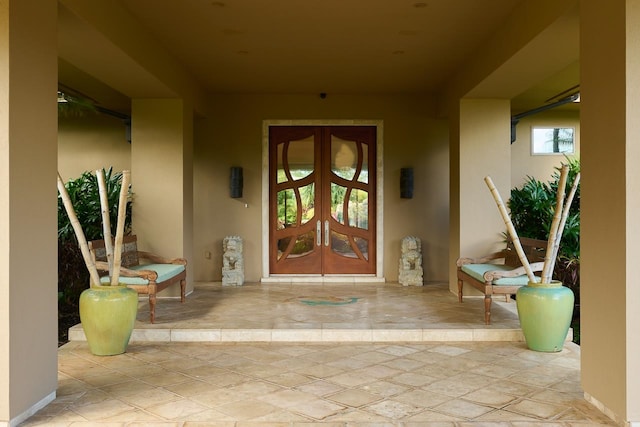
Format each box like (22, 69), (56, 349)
(449, 99), (511, 293)
(131, 99), (194, 296)
(581, 1), (640, 424)
(0, 1), (58, 425)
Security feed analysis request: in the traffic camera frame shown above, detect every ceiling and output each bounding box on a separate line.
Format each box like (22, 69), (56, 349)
(57, 0), (580, 115)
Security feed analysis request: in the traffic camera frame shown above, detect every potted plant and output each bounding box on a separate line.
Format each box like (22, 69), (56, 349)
(485, 162), (580, 352)
(58, 169), (133, 344)
(509, 160), (581, 323)
(57, 169), (138, 356)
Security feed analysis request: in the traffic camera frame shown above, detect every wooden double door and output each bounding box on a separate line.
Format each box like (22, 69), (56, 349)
(269, 126), (376, 275)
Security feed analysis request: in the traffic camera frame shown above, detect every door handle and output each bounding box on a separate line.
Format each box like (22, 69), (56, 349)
(324, 220), (330, 246)
(316, 220), (321, 246)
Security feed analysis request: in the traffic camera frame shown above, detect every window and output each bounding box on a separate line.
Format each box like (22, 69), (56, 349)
(531, 127), (575, 155)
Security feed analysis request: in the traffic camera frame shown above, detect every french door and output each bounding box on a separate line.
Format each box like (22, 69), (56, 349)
(269, 126), (376, 275)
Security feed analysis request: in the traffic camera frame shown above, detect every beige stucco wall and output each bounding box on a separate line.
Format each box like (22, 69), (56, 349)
(580, 0), (640, 422)
(510, 110), (580, 189)
(1, 0), (58, 422)
(131, 99), (194, 295)
(56, 98), (583, 288)
(449, 99), (513, 295)
(193, 94), (449, 283)
(58, 114), (131, 180)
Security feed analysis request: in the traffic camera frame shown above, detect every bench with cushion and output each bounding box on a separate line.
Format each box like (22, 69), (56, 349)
(88, 235), (187, 323)
(456, 236), (547, 324)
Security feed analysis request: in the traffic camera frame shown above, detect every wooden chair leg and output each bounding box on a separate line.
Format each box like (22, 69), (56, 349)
(457, 278), (464, 303)
(484, 294), (492, 325)
(180, 279), (186, 303)
(149, 293), (156, 324)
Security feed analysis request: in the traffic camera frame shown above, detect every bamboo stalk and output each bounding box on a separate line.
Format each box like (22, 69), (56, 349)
(548, 172), (581, 274)
(110, 170), (131, 286)
(96, 169), (114, 276)
(542, 165), (569, 283)
(484, 176), (536, 282)
(57, 173), (102, 287)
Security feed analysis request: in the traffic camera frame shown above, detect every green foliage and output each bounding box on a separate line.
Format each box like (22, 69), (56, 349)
(509, 157), (580, 261)
(58, 167), (132, 243)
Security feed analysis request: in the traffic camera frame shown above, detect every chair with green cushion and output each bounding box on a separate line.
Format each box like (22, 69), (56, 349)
(456, 236), (547, 324)
(88, 235), (187, 323)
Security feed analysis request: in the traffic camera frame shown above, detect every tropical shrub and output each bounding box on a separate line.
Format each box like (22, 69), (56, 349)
(58, 168), (132, 242)
(509, 157), (580, 261)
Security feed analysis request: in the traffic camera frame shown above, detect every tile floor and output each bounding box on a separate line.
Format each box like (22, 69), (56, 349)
(69, 282), (525, 343)
(25, 282), (614, 426)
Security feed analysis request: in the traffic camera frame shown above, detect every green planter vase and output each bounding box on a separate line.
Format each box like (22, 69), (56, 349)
(79, 285), (138, 356)
(516, 281), (574, 352)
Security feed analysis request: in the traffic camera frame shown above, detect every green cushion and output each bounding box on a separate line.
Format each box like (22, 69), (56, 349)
(461, 263), (530, 286)
(100, 264), (185, 286)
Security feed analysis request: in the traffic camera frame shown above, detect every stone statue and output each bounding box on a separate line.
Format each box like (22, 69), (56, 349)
(399, 236), (423, 286)
(222, 236), (244, 286)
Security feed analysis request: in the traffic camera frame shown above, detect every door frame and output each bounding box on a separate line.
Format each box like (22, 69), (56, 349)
(261, 119), (385, 283)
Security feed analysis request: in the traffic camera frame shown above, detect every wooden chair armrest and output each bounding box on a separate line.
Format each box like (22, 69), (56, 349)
(137, 251), (187, 265)
(119, 267), (158, 281)
(483, 262), (545, 281)
(92, 261), (158, 281)
(456, 250), (508, 267)
(94, 261), (110, 272)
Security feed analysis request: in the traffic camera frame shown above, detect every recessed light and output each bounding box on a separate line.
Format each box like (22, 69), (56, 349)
(413, 2), (428, 8)
(211, 1), (226, 7)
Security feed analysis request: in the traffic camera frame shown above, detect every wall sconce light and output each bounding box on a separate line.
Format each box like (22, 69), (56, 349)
(230, 166), (243, 198)
(400, 167), (414, 199)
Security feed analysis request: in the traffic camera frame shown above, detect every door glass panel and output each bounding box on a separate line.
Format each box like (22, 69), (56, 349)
(357, 144), (369, 183)
(331, 136), (357, 180)
(277, 231), (315, 260)
(289, 232), (315, 258)
(348, 189), (368, 230)
(299, 183), (315, 225)
(330, 183), (347, 224)
(277, 189), (297, 229)
(331, 231), (357, 258)
(276, 143), (286, 183)
(276, 236), (290, 260)
(287, 136), (314, 181)
(353, 237), (369, 260)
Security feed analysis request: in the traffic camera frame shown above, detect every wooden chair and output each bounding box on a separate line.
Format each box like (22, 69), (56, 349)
(456, 236), (547, 324)
(88, 235), (187, 323)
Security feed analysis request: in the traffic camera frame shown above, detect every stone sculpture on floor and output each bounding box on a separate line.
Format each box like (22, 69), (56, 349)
(399, 236), (423, 286)
(222, 235), (244, 286)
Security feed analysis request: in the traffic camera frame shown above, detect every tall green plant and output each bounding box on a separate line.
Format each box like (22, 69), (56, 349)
(58, 167), (132, 243)
(509, 158), (580, 260)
